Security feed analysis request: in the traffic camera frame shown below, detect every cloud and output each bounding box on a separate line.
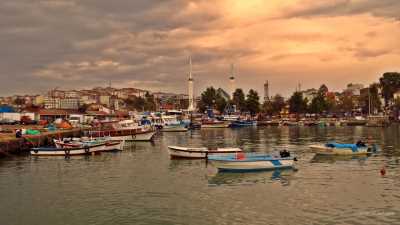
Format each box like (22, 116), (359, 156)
(0, 0), (399, 97)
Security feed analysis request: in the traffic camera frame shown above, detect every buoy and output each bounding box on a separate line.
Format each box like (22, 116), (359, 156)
(380, 167), (386, 176)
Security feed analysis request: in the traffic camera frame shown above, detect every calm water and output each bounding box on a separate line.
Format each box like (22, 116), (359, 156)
(1, 126), (400, 225)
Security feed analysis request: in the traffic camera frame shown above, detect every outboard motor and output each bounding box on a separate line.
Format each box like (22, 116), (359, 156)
(279, 150), (290, 158)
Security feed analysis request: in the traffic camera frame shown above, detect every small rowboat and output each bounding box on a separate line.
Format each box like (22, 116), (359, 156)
(167, 146), (242, 159)
(32, 140), (124, 156)
(208, 153), (296, 172)
(309, 142), (377, 155)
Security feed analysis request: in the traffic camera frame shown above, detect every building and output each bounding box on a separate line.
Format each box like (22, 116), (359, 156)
(59, 98), (80, 109)
(302, 88), (318, 103)
(44, 96), (60, 109)
(99, 95), (111, 107)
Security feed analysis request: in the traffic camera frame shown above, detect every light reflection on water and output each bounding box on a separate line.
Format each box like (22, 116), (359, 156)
(0, 126), (400, 225)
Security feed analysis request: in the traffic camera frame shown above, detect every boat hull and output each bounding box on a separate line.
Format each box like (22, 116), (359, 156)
(168, 146), (242, 159)
(109, 131), (156, 141)
(201, 124), (229, 128)
(34, 140), (124, 156)
(309, 144), (369, 155)
(211, 159), (294, 172)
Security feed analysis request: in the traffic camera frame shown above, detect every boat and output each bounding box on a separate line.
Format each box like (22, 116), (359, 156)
(229, 120), (257, 128)
(207, 152), (296, 172)
(153, 115), (189, 132)
(309, 142), (377, 155)
(31, 140), (124, 156)
(366, 115), (389, 127)
(201, 119), (229, 128)
(89, 120), (157, 141)
(53, 138), (124, 151)
(167, 146), (242, 159)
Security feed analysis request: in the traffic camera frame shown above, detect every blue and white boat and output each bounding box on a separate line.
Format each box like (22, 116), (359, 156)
(309, 142), (377, 155)
(229, 120), (257, 128)
(207, 152), (295, 172)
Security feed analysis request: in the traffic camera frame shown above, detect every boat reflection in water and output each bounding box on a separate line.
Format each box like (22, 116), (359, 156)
(207, 169), (296, 187)
(310, 154), (369, 164)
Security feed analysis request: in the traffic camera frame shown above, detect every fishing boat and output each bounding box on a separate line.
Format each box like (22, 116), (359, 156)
(167, 146), (242, 159)
(229, 120), (257, 128)
(53, 138), (124, 151)
(89, 120), (156, 141)
(309, 142), (377, 155)
(207, 152), (296, 172)
(31, 140), (124, 156)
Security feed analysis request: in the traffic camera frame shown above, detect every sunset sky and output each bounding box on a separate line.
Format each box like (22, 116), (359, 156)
(1, 0), (399, 97)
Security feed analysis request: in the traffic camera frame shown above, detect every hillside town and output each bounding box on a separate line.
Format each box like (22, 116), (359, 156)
(1, 72), (400, 126)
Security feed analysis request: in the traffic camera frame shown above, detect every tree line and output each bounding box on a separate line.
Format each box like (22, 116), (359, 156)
(198, 87), (261, 115)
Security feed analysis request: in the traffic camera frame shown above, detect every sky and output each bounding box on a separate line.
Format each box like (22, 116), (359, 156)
(1, 0), (400, 97)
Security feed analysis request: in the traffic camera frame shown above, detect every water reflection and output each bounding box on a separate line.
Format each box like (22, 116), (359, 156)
(208, 169), (296, 186)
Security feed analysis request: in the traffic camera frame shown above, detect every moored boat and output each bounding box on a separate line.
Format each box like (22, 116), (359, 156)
(208, 152), (296, 172)
(31, 140), (124, 156)
(168, 146), (242, 159)
(201, 119), (229, 128)
(309, 142), (377, 155)
(229, 120), (257, 128)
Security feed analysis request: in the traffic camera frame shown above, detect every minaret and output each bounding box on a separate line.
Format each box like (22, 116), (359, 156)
(188, 56), (195, 111)
(264, 80), (269, 101)
(229, 64), (236, 99)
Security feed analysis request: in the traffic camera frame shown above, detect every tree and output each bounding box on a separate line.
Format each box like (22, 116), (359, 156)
(246, 89), (260, 115)
(309, 87), (328, 114)
(198, 87), (218, 112)
(338, 94), (354, 114)
(144, 92), (156, 111)
(215, 95), (227, 113)
(263, 94), (285, 115)
(289, 92), (307, 114)
(379, 72), (400, 106)
(232, 88), (246, 111)
(318, 84), (328, 96)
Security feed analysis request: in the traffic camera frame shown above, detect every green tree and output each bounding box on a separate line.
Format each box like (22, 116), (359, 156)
(379, 72), (400, 106)
(338, 94), (354, 114)
(263, 94), (285, 115)
(215, 95), (227, 113)
(289, 92), (307, 114)
(199, 87), (218, 112)
(246, 89), (260, 115)
(232, 88), (246, 111)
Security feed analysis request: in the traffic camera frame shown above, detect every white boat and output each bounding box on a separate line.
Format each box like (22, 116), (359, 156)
(208, 153), (295, 172)
(309, 143), (376, 155)
(31, 140), (123, 156)
(108, 130), (157, 141)
(168, 146), (242, 159)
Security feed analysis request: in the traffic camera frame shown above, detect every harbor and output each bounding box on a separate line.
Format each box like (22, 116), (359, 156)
(1, 126), (400, 225)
